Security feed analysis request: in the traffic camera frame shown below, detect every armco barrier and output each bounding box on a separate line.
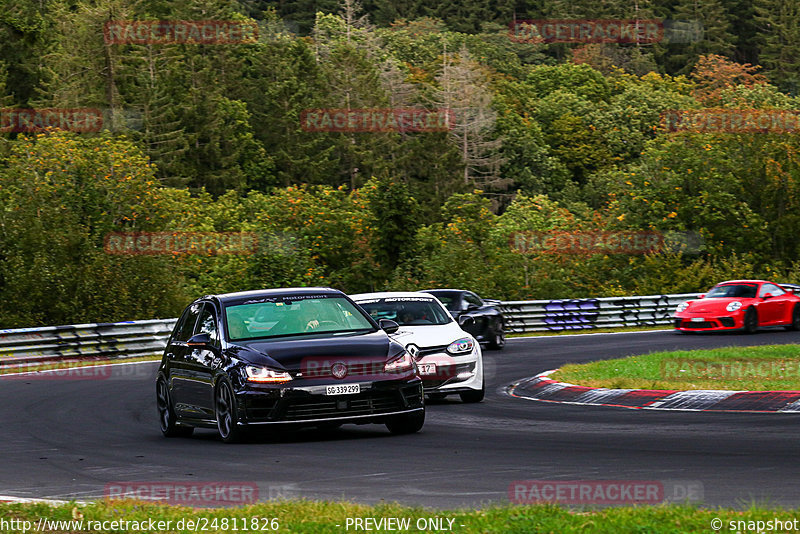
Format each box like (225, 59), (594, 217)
(0, 293), (700, 366)
(0, 319), (177, 366)
(499, 293), (701, 333)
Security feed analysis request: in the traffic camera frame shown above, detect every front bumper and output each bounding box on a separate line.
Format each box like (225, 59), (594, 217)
(415, 348), (483, 393)
(238, 377), (423, 425)
(674, 315), (740, 331)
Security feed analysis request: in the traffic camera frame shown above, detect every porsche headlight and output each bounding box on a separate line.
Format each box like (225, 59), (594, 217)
(245, 365), (292, 384)
(726, 301), (742, 312)
(385, 351), (414, 373)
(675, 302), (690, 313)
(447, 337), (475, 355)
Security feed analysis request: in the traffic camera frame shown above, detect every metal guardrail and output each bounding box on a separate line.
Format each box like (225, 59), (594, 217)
(499, 293), (701, 333)
(0, 293), (700, 366)
(0, 319), (177, 366)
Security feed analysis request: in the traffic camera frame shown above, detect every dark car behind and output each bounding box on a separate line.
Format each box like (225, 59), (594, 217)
(422, 289), (505, 350)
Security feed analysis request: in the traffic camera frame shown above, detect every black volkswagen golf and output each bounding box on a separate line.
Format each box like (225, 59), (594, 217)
(156, 288), (424, 442)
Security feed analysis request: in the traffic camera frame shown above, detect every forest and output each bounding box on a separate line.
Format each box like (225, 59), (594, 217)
(1, 0), (799, 327)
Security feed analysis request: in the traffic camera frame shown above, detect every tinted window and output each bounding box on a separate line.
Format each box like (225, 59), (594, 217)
(464, 293), (483, 308)
(358, 296), (452, 326)
(173, 303), (202, 342)
(196, 304), (219, 345)
(225, 295), (374, 340)
(427, 292), (460, 311)
(706, 284), (757, 299)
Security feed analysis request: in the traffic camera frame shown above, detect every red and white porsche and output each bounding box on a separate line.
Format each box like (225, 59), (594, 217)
(674, 280), (800, 333)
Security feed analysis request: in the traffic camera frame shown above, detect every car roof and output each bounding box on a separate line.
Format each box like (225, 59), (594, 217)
(351, 291), (439, 301)
(208, 287), (342, 304)
(716, 280), (769, 285)
(422, 289), (466, 294)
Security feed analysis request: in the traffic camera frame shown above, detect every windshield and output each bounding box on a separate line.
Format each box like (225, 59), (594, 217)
(706, 284), (758, 299)
(427, 292), (460, 311)
(357, 296), (452, 326)
(224, 295), (375, 340)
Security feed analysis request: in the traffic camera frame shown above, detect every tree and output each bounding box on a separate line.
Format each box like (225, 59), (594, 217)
(432, 45), (508, 194)
(690, 53), (768, 105)
(0, 131), (189, 327)
(754, 0), (800, 94)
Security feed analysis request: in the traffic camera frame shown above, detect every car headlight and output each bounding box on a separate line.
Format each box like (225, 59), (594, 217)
(726, 301), (742, 312)
(447, 337), (475, 355)
(385, 351), (414, 373)
(245, 365), (292, 383)
(675, 302), (690, 313)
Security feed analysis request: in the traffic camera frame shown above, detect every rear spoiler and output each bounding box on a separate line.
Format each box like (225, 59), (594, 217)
(779, 284), (800, 294)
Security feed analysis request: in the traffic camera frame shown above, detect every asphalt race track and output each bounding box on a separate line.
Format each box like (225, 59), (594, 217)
(3, 329), (800, 509)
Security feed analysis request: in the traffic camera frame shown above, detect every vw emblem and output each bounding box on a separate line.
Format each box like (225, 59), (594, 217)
(407, 344), (420, 360)
(331, 362), (348, 379)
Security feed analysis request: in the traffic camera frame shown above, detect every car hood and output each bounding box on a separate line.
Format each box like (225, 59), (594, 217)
(232, 330), (394, 371)
(684, 298), (746, 313)
(390, 321), (470, 349)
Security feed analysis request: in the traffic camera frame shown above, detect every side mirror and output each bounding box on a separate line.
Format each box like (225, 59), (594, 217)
(698, 294), (705, 299)
(763, 293), (773, 299)
(466, 303), (480, 311)
(459, 315), (475, 327)
(187, 332), (211, 347)
(378, 319), (399, 334)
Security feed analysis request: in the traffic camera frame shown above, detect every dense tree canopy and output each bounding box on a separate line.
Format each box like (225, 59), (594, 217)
(2, 0), (800, 326)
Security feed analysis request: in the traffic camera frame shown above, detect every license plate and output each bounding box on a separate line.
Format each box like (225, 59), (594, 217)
(690, 318), (705, 322)
(325, 384), (360, 395)
(417, 363), (437, 376)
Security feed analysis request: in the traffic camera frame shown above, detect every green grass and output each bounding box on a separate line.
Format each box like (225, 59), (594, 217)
(551, 344), (800, 390)
(0, 500), (796, 533)
(508, 325), (670, 338)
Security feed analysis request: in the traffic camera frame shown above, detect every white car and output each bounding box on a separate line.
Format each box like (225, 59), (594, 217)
(351, 291), (484, 403)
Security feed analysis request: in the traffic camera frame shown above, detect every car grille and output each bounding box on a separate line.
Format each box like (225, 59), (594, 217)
(282, 388), (416, 421)
(417, 345), (449, 359)
(682, 321), (715, 329)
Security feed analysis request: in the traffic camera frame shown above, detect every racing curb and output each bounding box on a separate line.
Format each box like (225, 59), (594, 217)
(506, 370), (800, 412)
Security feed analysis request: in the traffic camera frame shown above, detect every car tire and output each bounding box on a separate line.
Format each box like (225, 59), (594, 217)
(459, 382), (485, 403)
(786, 305), (800, 331)
(743, 308), (758, 334)
(215, 380), (245, 443)
(156, 378), (193, 438)
(385, 410), (425, 435)
(488, 321), (505, 350)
